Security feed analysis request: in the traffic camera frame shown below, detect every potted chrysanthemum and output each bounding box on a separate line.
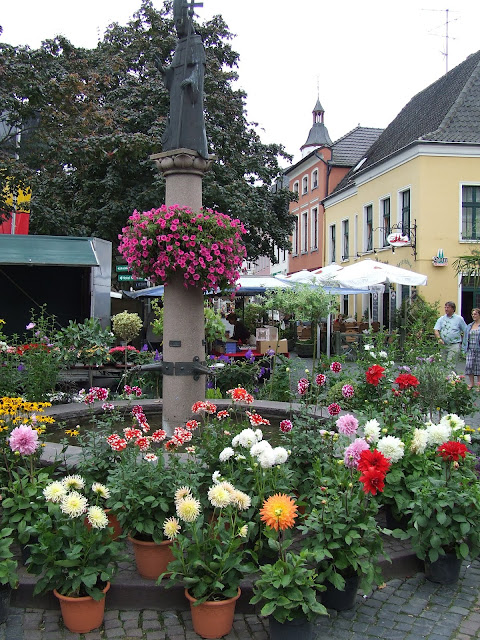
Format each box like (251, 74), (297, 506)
(250, 493), (327, 640)
(27, 475), (125, 634)
(158, 481), (253, 639)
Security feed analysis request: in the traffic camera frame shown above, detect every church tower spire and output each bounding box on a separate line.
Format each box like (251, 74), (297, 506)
(301, 97), (332, 156)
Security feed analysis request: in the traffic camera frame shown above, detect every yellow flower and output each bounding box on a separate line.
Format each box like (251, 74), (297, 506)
(92, 483), (110, 499)
(65, 429), (80, 437)
(60, 491), (88, 518)
(232, 490), (251, 511)
(87, 506), (108, 529)
(260, 494), (297, 531)
(163, 516), (181, 540)
(43, 481), (67, 503)
(62, 475), (85, 491)
(208, 484), (232, 508)
(176, 496), (201, 522)
(174, 486), (192, 504)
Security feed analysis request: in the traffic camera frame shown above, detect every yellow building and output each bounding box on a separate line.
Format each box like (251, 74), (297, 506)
(323, 49), (480, 325)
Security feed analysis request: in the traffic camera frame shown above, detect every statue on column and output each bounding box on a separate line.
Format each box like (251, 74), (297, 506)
(155, 0), (208, 158)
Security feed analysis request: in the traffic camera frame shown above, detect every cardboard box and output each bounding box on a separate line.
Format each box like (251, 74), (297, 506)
(256, 326), (279, 342)
(256, 338), (288, 354)
(296, 326), (312, 340)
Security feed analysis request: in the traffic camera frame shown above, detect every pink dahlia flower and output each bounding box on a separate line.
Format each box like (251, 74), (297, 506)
(315, 373), (327, 386)
(327, 403), (341, 416)
(336, 414), (359, 436)
(279, 420), (293, 433)
(297, 378), (310, 395)
(344, 438), (370, 468)
(9, 425), (39, 455)
(342, 384), (355, 399)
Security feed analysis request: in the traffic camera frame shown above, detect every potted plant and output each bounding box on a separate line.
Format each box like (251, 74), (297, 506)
(27, 475), (124, 634)
(118, 205), (246, 292)
(0, 397), (57, 555)
(106, 423), (200, 580)
(159, 482), (253, 639)
(265, 284), (335, 368)
(300, 446), (391, 609)
(395, 439), (480, 584)
(0, 528), (18, 624)
(55, 318), (114, 387)
(250, 493), (327, 640)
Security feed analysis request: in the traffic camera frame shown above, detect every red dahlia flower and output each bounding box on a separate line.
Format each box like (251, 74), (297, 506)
(437, 441), (468, 462)
(395, 373), (419, 390)
(357, 449), (391, 475)
(359, 468), (387, 495)
(365, 364), (386, 386)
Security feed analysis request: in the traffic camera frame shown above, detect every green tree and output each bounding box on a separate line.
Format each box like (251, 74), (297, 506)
(0, 0), (295, 262)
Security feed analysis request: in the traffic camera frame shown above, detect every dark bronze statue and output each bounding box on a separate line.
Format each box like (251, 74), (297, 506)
(156, 0), (208, 158)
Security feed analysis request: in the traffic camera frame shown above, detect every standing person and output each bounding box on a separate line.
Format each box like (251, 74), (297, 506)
(434, 301), (467, 367)
(463, 308), (480, 388)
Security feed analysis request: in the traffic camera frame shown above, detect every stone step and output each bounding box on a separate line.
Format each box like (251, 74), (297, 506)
(11, 539), (422, 612)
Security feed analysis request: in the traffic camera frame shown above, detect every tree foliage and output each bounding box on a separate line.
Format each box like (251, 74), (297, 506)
(0, 0), (294, 261)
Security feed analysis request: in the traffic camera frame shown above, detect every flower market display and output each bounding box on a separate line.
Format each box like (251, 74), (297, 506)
(3, 311), (480, 634)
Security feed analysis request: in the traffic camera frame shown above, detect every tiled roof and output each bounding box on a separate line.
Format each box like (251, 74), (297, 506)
(331, 126), (384, 166)
(302, 122), (333, 149)
(331, 49), (480, 195)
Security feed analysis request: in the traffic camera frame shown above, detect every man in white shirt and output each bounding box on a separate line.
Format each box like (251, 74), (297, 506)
(434, 301), (467, 367)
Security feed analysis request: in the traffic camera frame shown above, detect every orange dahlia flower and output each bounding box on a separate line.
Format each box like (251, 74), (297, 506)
(260, 493), (298, 531)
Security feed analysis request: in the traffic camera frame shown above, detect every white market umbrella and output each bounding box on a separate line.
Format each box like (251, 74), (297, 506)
(336, 259), (427, 289)
(275, 264), (342, 285)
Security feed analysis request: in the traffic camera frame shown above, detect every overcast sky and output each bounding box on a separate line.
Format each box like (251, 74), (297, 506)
(2, 0), (480, 165)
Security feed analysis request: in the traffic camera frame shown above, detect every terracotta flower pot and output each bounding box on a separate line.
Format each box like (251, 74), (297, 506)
(128, 536), (174, 580)
(53, 582), (110, 634)
(185, 587), (241, 639)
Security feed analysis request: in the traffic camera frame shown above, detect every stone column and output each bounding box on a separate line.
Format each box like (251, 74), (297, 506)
(150, 149), (214, 434)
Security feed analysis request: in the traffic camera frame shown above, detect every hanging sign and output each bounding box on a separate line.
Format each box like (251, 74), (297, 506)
(432, 249), (448, 266)
(387, 232), (410, 247)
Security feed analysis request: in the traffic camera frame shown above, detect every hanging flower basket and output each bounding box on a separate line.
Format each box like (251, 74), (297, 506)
(118, 205), (247, 292)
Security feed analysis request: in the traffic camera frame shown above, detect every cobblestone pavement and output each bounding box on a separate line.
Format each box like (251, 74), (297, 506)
(2, 560), (480, 640)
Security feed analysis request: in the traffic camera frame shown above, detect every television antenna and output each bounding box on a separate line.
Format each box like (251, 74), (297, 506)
(422, 8), (459, 74)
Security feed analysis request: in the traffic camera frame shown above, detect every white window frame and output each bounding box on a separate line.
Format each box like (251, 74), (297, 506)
(302, 175), (308, 195)
(312, 169), (318, 190)
(398, 187), (411, 238)
(293, 181), (299, 195)
(380, 196), (391, 247)
(364, 204), (373, 252)
(311, 207), (318, 250)
(292, 217), (299, 255)
(460, 182), (480, 242)
(301, 211), (308, 253)
(342, 218), (349, 261)
(329, 224), (336, 264)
